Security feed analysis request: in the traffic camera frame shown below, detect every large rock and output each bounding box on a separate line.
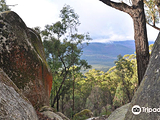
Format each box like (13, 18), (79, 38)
(41, 111), (63, 120)
(0, 11), (52, 109)
(56, 112), (70, 120)
(0, 68), (38, 120)
(124, 33), (160, 119)
(73, 109), (93, 120)
(107, 103), (130, 120)
(39, 106), (70, 120)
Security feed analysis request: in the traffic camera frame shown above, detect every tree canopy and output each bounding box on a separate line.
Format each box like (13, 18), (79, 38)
(0, 0), (10, 12)
(144, 0), (160, 30)
(99, 0), (149, 85)
(41, 5), (91, 112)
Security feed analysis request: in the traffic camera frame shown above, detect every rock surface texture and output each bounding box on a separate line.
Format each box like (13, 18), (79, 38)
(0, 11), (52, 109)
(0, 68), (38, 120)
(124, 33), (160, 119)
(41, 111), (63, 120)
(107, 103), (130, 120)
(38, 106), (70, 120)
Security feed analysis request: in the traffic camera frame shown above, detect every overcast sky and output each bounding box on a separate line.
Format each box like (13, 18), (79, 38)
(6, 0), (159, 42)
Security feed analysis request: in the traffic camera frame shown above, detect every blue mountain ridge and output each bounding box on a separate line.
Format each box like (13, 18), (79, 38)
(81, 40), (154, 72)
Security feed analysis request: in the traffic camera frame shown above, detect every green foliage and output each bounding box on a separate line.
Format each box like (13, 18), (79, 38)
(41, 5), (91, 112)
(45, 48), (139, 118)
(0, 0), (10, 12)
(112, 54), (138, 106)
(60, 4), (80, 34)
(149, 44), (154, 54)
(70, 53), (138, 117)
(120, 0), (160, 29)
(40, 3), (155, 119)
(100, 105), (112, 116)
(144, 0), (159, 26)
(82, 54), (137, 114)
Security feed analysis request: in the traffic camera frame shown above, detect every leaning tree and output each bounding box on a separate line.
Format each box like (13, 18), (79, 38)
(99, 0), (150, 85)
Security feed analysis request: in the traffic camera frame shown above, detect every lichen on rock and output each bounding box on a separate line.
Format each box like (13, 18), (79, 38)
(124, 32), (160, 120)
(0, 11), (52, 109)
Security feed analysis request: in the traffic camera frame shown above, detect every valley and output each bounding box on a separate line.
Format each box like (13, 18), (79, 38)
(82, 40), (154, 72)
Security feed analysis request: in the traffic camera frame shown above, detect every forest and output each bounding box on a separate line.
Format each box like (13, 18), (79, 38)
(1, 0), (160, 119)
(36, 3), (155, 119)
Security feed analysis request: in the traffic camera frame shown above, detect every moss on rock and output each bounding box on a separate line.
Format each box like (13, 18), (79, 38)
(0, 11), (52, 109)
(73, 109), (93, 120)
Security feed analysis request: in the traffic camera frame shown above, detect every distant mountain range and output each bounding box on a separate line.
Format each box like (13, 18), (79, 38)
(81, 40), (154, 72)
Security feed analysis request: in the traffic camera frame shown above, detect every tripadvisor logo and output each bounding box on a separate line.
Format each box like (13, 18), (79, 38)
(132, 105), (141, 115)
(132, 105), (160, 115)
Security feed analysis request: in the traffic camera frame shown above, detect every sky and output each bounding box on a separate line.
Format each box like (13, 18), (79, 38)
(6, 0), (160, 42)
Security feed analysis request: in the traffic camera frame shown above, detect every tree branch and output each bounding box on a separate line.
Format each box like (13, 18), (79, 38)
(51, 70), (69, 107)
(147, 21), (160, 31)
(99, 0), (132, 14)
(59, 56), (66, 68)
(8, 4), (18, 7)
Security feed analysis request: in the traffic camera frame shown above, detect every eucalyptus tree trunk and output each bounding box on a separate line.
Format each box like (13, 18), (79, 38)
(99, 0), (149, 85)
(132, 0), (149, 85)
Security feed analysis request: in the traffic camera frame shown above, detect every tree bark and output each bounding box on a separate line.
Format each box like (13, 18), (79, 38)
(132, 1), (149, 85)
(99, 0), (149, 85)
(62, 95), (64, 113)
(146, 22), (160, 31)
(72, 70), (75, 117)
(57, 94), (59, 111)
(51, 71), (68, 107)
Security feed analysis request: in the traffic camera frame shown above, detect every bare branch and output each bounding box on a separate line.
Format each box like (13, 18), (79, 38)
(8, 4), (18, 7)
(99, 0), (132, 14)
(146, 21), (160, 31)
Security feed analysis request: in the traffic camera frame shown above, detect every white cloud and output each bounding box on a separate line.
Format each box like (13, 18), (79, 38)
(6, 0), (59, 28)
(6, 0), (159, 42)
